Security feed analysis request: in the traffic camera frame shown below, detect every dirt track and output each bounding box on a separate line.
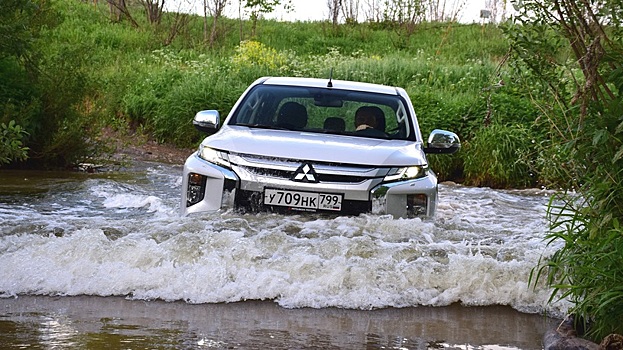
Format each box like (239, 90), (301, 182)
(100, 128), (195, 166)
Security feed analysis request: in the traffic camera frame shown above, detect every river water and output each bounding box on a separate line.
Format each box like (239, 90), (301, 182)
(0, 161), (568, 349)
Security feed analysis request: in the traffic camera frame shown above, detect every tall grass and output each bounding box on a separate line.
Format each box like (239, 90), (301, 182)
(536, 94), (623, 339)
(539, 191), (623, 339)
(463, 123), (536, 188)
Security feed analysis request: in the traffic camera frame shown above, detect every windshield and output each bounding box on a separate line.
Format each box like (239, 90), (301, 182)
(228, 84), (416, 141)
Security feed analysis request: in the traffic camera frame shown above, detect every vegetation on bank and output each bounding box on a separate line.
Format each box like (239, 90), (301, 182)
(1, 0), (622, 338)
(2, 0), (536, 189)
(506, 0), (623, 340)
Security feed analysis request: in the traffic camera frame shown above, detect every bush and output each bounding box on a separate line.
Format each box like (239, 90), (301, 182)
(25, 41), (99, 168)
(121, 49), (250, 147)
(463, 123), (536, 188)
(506, 0), (623, 339)
(0, 120), (29, 165)
(231, 40), (291, 71)
(153, 71), (246, 147)
(538, 95), (623, 339)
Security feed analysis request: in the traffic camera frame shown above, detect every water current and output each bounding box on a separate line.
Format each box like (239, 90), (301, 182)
(0, 161), (569, 349)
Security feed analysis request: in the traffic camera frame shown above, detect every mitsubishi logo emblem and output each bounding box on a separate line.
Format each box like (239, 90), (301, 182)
(292, 163), (318, 183)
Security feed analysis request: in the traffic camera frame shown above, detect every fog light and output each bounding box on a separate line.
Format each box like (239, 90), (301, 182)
(407, 194), (427, 217)
(187, 173), (207, 207)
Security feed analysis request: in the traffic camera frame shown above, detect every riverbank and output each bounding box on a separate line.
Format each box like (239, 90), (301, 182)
(100, 128), (194, 166)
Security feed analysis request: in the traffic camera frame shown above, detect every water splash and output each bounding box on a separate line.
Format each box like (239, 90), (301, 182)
(0, 167), (570, 317)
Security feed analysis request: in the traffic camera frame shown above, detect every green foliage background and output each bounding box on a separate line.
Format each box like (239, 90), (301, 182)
(1, 0), (541, 189)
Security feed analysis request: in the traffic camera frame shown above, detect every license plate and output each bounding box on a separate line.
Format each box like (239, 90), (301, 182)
(263, 188), (342, 211)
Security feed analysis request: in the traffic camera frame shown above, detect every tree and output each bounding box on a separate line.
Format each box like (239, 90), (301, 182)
(1, 0), (96, 168)
(160, 0), (195, 45)
(163, 12), (192, 45)
(362, 0), (383, 22)
(106, 0), (139, 27)
(0, 0), (49, 165)
(326, 0), (362, 25)
(327, 0), (341, 25)
(138, 0), (165, 25)
(360, 0), (426, 26)
(484, 0), (508, 23)
(341, 0), (359, 24)
(244, 0), (292, 37)
(204, 0), (228, 47)
(383, 0), (425, 25)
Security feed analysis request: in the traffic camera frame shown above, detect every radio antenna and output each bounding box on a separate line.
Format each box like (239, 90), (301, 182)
(327, 68), (333, 88)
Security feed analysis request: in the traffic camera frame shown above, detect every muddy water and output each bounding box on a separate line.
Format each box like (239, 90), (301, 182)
(0, 162), (565, 349)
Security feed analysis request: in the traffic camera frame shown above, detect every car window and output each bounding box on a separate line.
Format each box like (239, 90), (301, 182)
(228, 84), (415, 140)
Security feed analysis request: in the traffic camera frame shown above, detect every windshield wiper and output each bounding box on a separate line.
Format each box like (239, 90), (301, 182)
(234, 123), (289, 130)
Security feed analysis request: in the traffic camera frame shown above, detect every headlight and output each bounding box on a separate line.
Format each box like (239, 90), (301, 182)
(198, 145), (231, 168)
(384, 166), (427, 182)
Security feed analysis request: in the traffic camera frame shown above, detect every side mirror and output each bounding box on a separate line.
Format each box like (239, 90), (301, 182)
(193, 110), (220, 134)
(424, 129), (461, 154)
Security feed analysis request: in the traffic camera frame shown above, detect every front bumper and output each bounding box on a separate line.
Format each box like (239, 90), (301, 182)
(180, 153), (438, 218)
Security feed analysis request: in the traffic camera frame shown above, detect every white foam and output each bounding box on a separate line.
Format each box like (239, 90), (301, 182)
(0, 176), (569, 317)
(102, 193), (163, 212)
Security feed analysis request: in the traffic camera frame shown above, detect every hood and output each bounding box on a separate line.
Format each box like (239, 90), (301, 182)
(203, 126), (427, 166)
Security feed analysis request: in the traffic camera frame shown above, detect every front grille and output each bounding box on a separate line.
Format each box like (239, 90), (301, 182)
(317, 173), (369, 183)
(239, 165), (371, 183)
(242, 166), (291, 179)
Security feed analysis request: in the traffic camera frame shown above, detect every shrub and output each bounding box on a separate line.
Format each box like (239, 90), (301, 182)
(463, 123), (536, 188)
(537, 95), (623, 339)
(153, 71), (247, 147)
(231, 40), (291, 71)
(122, 69), (185, 126)
(121, 49), (250, 147)
(507, 0), (623, 339)
(0, 120), (29, 165)
(25, 41), (99, 168)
